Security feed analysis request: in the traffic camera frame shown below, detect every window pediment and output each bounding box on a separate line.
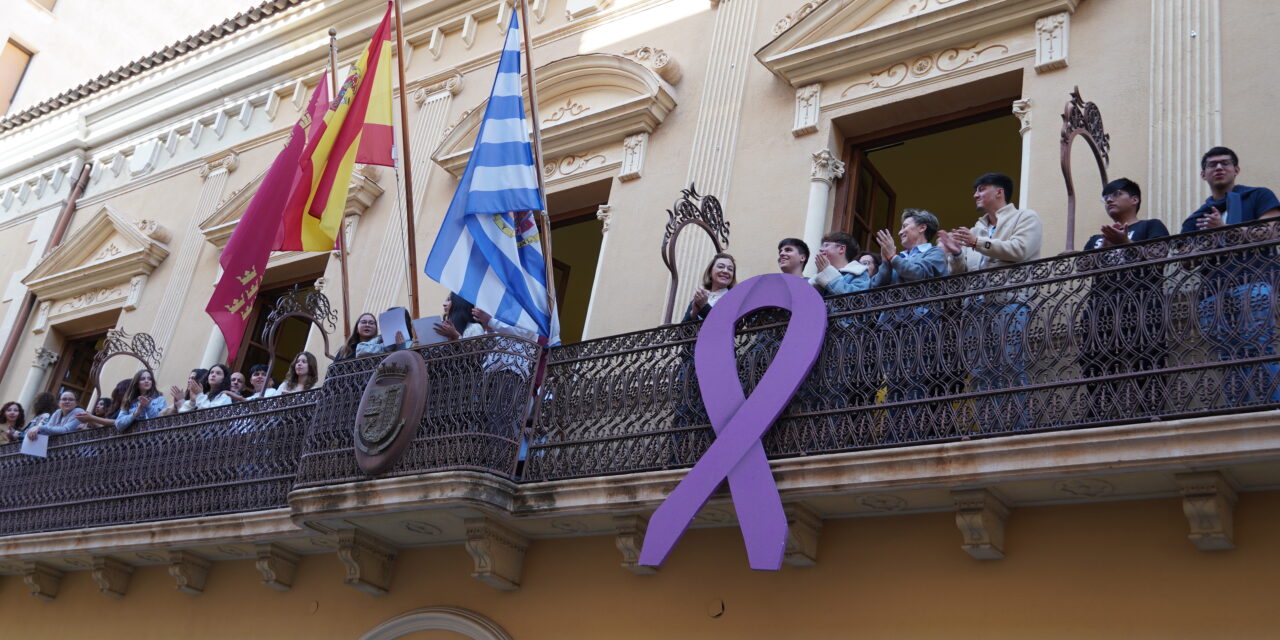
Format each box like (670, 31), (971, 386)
(756, 0), (1080, 86)
(433, 53), (676, 178)
(200, 165), (385, 249)
(23, 205), (170, 302)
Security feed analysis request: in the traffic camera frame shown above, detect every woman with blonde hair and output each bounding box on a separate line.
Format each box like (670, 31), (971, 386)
(681, 252), (737, 322)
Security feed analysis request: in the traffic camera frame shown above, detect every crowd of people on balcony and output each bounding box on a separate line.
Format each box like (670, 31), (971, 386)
(1, 146), (1276, 448)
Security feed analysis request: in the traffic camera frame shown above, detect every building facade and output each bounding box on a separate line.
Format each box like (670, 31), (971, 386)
(1, 0), (1278, 637)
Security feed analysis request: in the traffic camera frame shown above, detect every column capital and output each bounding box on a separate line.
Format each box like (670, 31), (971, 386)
(32, 346), (58, 370)
(198, 152), (240, 179)
(810, 149), (845, 186)
(596, 204), (613, 233)
(1012, 98), (1031, 136)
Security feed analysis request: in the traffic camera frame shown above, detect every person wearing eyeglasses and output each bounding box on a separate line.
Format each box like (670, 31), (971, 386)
(1182, 147), (1280, 407)
(1085, 178), (1169, 249)
(1181, 147), (1280, 232)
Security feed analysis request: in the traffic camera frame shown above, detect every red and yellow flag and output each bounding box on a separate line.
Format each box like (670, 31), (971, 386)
(279, 1), (395, 251)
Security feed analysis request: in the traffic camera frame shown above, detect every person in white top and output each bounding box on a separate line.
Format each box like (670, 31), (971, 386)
(244, 364), (282, 400)
(277, 352), (319, 394)
(177, 363), (234, 412)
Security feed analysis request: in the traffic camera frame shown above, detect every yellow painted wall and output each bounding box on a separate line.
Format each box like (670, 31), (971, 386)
(2, 492), (1277, 639)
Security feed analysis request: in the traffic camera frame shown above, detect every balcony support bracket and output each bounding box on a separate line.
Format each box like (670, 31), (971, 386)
(168, 551), (211, 595)
(1176, 471), (1238, 551)
(953, 488), (1010, 560)
(23, 562), (63, 601)
(256, 543), (301, 591)
(465, 517), (529, 590)
(784, 504), (823, 567)
(615, 514), (657, 575)
(336, 529), (398, 596)
(92, 556), (134, 599)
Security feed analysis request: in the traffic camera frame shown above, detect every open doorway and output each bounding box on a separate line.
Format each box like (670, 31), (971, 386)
(546, 178), (610, 344)
(835, 104), (1022, 251)
(48, 330), (108, 407)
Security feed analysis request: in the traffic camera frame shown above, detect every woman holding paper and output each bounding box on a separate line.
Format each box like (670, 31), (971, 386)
(26, 391), (86, 440)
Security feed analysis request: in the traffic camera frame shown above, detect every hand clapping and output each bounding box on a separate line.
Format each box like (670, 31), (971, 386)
(875, 229), (897, 264)
(1099, 222), (1130, 246)
(1196, 206), (1225, 230)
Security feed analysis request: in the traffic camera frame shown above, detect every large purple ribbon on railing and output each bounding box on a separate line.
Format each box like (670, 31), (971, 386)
(639, 273), (826, 570)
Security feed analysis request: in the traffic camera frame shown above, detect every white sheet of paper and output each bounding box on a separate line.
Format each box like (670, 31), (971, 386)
(20, 433), (49, 458)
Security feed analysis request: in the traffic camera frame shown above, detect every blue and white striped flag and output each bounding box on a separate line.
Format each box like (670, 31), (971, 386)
(424, 9), (557, 340)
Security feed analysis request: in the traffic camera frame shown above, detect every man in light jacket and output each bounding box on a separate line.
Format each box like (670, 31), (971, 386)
(811, 230), (869, 296)
(937, 173), (1042, 431)
(938, 172), (1042, 273)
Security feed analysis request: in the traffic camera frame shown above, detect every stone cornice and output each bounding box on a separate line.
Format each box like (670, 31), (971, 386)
(755, 0), (1080, 86)
(21, 205), (171, 301)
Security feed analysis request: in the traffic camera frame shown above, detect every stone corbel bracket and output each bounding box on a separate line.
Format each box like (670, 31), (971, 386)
(337, 529), (398, 596)
(92, 556), (134, 599)
(465, 517), (530, 590)
(168, 551), (211, 595)
(614, 514), (656, 575)
(784, 504), (823, 567)
(23, 562), (63, 601)
(1176, 471), (1238, 551)
(256, 543), (301, 592)
(953, 488), (1010, 560)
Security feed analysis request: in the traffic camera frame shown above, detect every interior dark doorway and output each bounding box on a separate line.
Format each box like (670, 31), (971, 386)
(546, 178), (609, 344)
(834, 103), (1022, 252)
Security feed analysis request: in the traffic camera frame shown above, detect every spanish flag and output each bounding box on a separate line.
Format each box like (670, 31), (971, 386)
(279, 1), (395, 251)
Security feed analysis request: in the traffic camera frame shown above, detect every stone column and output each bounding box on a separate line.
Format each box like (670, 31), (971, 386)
(1012, 99), (1032, 206)
(363, 76), (460, 315)
(200, 268), (228, 367)
(580, 204), (612, 341)
(669, 0), (760, 318)
(804, 149), (846, 275)
(19, 347), (59, 407)
(151, 153), (238, 359)
(1148, 0), (1221, 231)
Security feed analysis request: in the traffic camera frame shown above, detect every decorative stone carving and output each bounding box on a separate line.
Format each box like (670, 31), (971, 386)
(1175, 471), (1237, 551)
(810, 149), (846, 185)
(336, 529), (398, 596)
(622, 46), (682, 84)
(543, 152), (608, 179)
(952, 489), (1010, 560)
(198, 152), (240, 179)
(91, 557), (134, 599)
(908, 0), (958, 14)
(1035, 11), (1070, 72)
(32, 302), (50, 334)
(1054, 477), (1113, 498)
(255, 543), (300, 592)
(858, 494), (907, 511)
(168, 551), (210, 595)
(133, 218), (170, 242)
(543, 99), (590, 124)
(32, 346), (58, 370)
(464, 517), (529, 591)
(1012, 98), (1032, 135)
(772, 1), (821, 35)
(125, 274), (147, 311)
(412, 71), (464, 106)
(842, 42), (1010, 97)
(614, 515), (656, 575)
(597, 204), (612, 233)
(784, 504), (822, 567)
(619, 133), (648, 182)
(793, 83), (820, 136)
(461, 14), (477, 48)
(55, 286), (125, 314)
(23, 563), (63, 601)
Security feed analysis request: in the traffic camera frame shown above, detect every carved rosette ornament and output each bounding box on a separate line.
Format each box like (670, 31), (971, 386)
(772, 1), (820, 35)
(354, 351), (429, 474)
(622, 46), (682, 84)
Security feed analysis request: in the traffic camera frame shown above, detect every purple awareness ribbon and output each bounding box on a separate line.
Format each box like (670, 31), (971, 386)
(639, 274), (827, 570)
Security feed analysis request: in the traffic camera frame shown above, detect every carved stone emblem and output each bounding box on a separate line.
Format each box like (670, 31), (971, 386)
(354, 350), (428, 474)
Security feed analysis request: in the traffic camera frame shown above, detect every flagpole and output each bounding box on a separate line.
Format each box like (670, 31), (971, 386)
(329, 28), (352, 339)
(391, 0), (422, 319)
(518, 0), (557, 326)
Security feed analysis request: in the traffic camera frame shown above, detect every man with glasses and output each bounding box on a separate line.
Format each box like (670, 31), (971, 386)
(1182, 146), (1280, 407)
(1181, 147), (1280, 232)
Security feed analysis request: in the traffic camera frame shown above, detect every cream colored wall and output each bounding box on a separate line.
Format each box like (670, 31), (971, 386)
(1, 493), (1277, 638)
(1219, 0), (1280, 202)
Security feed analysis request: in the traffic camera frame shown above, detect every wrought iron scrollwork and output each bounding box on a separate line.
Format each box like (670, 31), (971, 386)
(88, 329), (163, 400)
(261, 285), (339, 360)
(661, 183), (731, 324)
(1061, 85), (1112, 251)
